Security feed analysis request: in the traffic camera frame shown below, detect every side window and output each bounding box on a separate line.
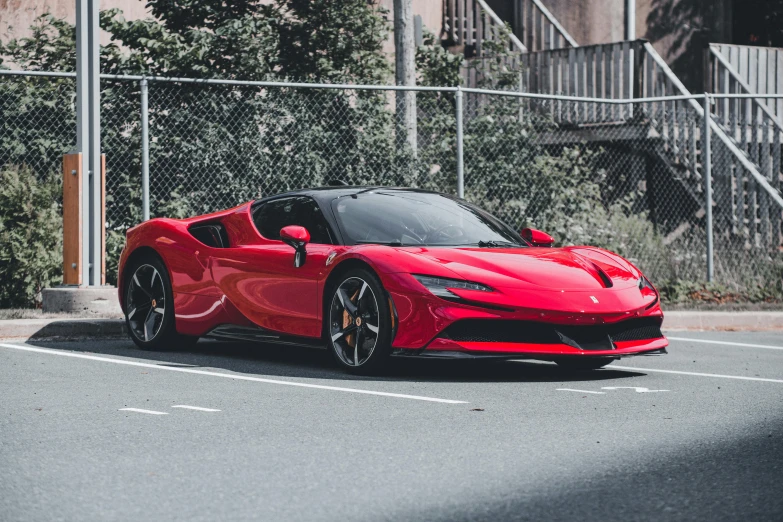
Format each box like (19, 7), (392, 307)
(253, 197), (334, 244)
(254, 198), (297, 240)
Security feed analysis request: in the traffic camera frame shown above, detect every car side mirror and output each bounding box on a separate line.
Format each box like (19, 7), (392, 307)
(521, 228), (555, 247)
(280, 225), (310, 267)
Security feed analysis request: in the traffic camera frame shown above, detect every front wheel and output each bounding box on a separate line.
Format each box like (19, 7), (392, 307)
(327, 269), (392, 374)
(555, 358), (615, 371)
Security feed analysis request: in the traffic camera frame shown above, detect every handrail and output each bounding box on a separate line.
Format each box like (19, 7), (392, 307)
(530, 0), (577, 47)
(475, 0), (527, 53)
(641, 42), (702, 112)
(642, 42), (783, 210)
(708, 45), (783, 132)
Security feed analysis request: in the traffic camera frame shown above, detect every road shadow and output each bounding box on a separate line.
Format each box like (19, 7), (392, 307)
(409, 418), (783, 522)
(22, 337), (649, 384)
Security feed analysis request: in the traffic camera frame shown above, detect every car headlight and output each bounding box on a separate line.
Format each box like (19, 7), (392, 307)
(413, 275), (493, 299)
(638, 275), (656, 293)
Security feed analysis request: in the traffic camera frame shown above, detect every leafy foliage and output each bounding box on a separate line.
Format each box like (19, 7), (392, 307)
(0, 165), (62, 307)
(1, 5), (780, 307)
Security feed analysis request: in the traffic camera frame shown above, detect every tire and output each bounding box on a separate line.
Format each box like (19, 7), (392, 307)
(124, 254), (198, 351)
(555, 358), (615, 371)
(326, 268), (392, 374)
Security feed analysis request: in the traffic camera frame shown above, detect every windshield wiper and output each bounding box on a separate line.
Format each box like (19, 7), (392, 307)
(354, 240), (403, 246)
(476, 240), (520, 248)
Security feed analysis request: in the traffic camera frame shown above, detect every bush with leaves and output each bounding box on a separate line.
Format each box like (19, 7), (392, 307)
(1, 5), (780, 305)
(0, 165), (62, 307)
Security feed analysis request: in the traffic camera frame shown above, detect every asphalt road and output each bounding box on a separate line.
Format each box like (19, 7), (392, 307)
(1, 331), (782, 522)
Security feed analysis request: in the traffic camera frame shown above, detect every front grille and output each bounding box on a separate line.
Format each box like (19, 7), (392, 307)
(438, 317), (663, 351)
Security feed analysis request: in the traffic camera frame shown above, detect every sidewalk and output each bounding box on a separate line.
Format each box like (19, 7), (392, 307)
(0, 311), (781, 341)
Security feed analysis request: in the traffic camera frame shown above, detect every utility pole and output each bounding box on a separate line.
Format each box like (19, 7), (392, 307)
(44, 0), (112, 311)
(393, 0), (417, 156)
(625, 0), (635, 40)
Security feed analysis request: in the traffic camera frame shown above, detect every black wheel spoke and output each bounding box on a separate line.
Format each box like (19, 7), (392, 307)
(132, 272), (153, 299)
(331, 324), (357, 342)
(143, 307), (156, 341)
(337, 288), (358, 317)
(354, 328), (362, 366)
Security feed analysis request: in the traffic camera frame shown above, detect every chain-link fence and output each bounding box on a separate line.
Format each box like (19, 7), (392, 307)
(1, 70), (782, 294)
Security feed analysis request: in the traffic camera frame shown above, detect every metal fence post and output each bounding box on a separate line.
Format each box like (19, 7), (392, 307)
(140, 78), (150, 221)
(455, 86), (464, 198)
(75, 0), (90, 286)
(703, 94), (714, 282)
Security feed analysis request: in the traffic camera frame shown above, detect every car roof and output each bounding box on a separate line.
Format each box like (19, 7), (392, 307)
(252, 186), (449, 207)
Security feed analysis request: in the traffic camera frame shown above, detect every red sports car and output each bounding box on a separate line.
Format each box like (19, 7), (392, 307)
(118, 187), (667, 373)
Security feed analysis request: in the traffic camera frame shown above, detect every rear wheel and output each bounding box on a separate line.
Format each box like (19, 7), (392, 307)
(555, 358), (615, 371)
(327, 269), (392, 374)
(124, 255), (198, 351)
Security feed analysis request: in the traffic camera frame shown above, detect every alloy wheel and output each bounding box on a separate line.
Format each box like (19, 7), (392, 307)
(329, 277), (380, 367)
(126, 264), (166, 342)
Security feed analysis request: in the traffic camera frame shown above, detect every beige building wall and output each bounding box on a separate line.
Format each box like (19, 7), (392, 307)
(0, 0), (150, 44)
(0, 0), (445, 53)
(0, 0), (733, 92)
(542, 0), (732, 92)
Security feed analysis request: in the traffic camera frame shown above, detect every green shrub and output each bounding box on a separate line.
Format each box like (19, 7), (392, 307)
(0, 165), (62, 307)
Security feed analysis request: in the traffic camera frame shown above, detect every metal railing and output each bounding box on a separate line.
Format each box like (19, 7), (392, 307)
(445, 0), (577, 56)
(2, 68), (782, 293)
(516, 0), (578, 51)
(445, 0), (527, 54)
(709, 43), (783, 120)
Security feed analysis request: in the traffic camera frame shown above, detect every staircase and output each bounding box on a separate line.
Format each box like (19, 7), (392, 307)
(443, 0), (783, 252)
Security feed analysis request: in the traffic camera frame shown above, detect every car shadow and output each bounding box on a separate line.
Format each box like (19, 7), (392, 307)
(22, 337), (650, 384)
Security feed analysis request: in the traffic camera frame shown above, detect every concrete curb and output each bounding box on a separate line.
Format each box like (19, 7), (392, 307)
(1, 311), (782, 341)
(0, 318), (126, 341)
(662, 311), (783, 331)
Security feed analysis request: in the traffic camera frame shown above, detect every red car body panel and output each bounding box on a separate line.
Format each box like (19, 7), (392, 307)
(118, 194), (667, 359)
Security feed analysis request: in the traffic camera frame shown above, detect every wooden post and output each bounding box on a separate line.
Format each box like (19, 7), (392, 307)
(62, 153), (82, 285)
(62, 152), (105, 286)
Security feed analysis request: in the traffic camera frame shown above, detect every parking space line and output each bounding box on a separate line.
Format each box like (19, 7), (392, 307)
(667, 336), (783, 351)
(172, 405), (221, 412)
(612, 365), (783, 384)
(0, 343), (467, 405)
(119, 408), (168, 415)
(556, 388), (605, 394)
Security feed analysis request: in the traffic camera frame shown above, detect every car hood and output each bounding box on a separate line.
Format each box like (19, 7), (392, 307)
(397, 245), (642, 291)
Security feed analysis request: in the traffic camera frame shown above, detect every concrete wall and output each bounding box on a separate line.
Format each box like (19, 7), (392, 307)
(542, 0), (732, 92)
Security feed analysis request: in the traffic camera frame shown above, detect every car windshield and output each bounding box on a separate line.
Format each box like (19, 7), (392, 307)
(331, 191), (526, 247)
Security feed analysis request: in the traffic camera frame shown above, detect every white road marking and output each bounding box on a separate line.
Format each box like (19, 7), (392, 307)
(120, 408), (168, 415)
(667, 336), (783, 351)
(601, 386), (669, 393)
(0, 343), (467, 404)
(171, 405), (221, 412)
(557, 388), (605, 394)
(612, 365), (783, 384)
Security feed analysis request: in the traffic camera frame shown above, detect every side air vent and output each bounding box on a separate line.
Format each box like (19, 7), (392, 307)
(189, 223), (230, 248)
